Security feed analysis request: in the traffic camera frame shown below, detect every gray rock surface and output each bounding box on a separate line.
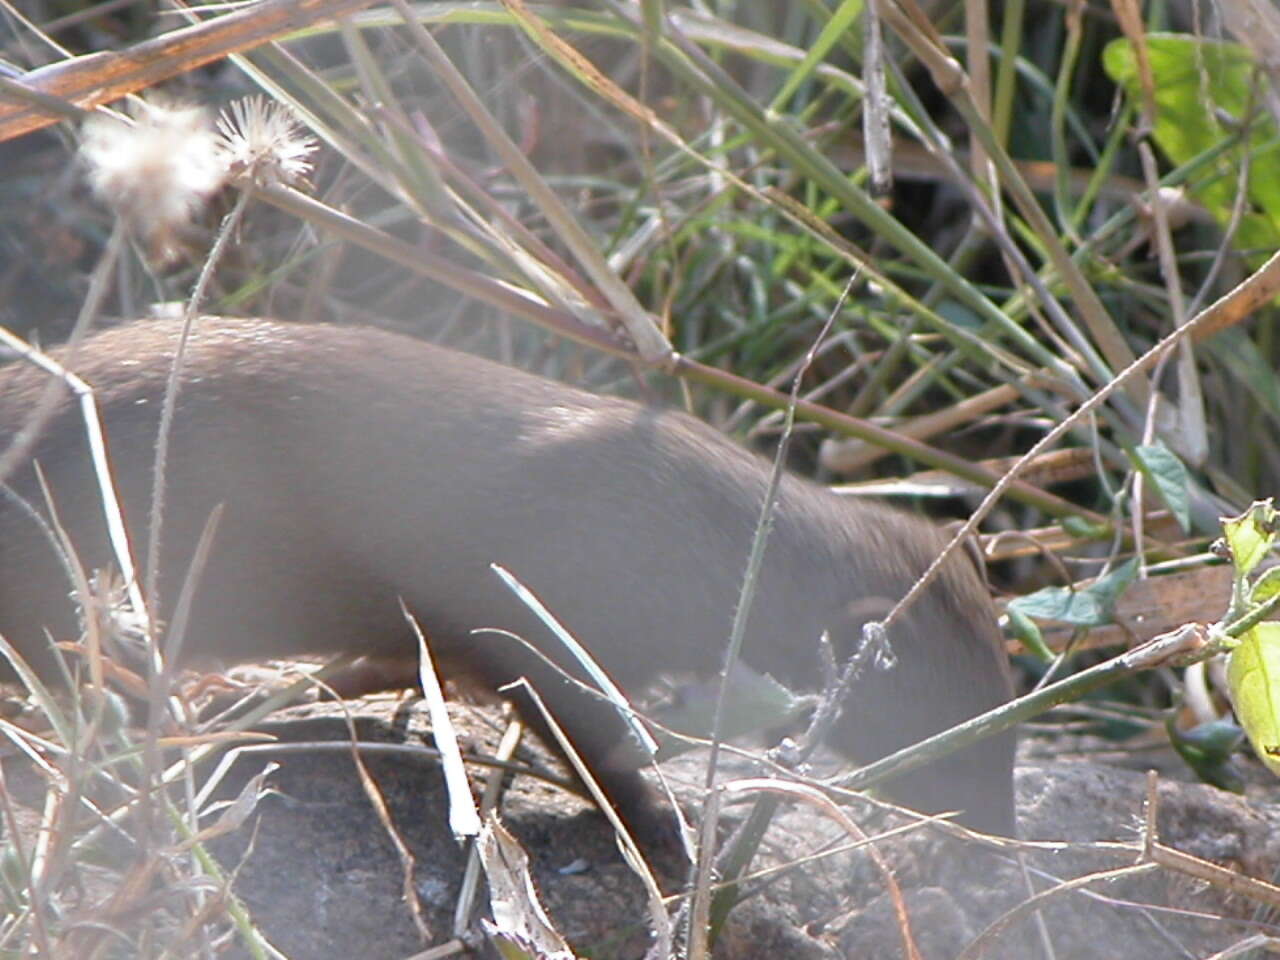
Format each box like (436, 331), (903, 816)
(198, 698), (1280, 959)
(10, 694), (1280, 958)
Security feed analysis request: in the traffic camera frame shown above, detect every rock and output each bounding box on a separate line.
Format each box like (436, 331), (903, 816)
(9, 694), (1280, 958)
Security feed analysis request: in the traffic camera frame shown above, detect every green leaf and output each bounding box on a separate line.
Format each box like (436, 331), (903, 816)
(1166, 717), (1245, 793)
(1131, 442), (1191, 532)
(1173, 718), (1245, 755)
(1252, 567), (1280, 606)
(1005, 607), (1054, 662)
(1102, 34), (1280, 266)
(771, 0), (865, 111)
(1227, 621), (1280, 776)
(1061, 515), (1109, 540)
(1009, 586), (1105, 626)
(650, 663), (807, 762)
(1221, 500), (1278, 578)
(1008, 559), (1139, 627)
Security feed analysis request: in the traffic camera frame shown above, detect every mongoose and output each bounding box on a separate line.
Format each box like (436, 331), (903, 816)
(0, 317), (1016, 835)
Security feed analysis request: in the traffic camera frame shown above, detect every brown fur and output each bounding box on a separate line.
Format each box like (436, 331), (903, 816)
(0, 317), (1016, 834)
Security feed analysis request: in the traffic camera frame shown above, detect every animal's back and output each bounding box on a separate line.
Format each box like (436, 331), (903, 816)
(0, 317), (1015, 834)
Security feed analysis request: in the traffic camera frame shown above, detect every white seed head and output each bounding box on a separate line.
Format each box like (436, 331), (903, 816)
(216, 95), (317, 187)
(80, 98), (227, 262)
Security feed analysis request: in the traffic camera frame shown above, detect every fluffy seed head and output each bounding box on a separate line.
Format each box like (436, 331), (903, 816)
(216, 95), (317, 187)
(80, 99), (226, 262)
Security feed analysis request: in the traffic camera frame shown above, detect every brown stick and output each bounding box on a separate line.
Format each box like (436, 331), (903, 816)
(0, 0), (378, 143)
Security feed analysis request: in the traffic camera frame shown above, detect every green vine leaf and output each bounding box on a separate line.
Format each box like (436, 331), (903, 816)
(1131, 442), (1191, 532)
(1009, 558), (1139, 627)
(1227, 621), (1280, 776)
(1103, 34), (1280, 266)
(1251, 567), (1280, 606)
(1221, 500), (1278, 579)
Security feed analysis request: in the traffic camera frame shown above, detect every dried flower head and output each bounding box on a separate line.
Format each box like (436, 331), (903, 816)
(80, 98), (227, 262)
(216, 95), (317, 187)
